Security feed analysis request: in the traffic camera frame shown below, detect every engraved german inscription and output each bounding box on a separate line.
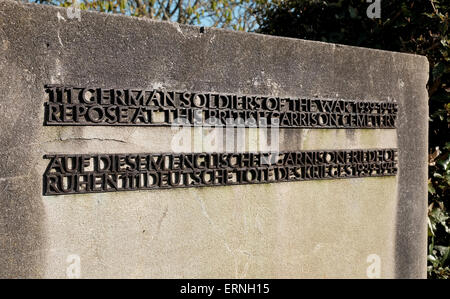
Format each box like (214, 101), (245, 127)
(43, 149), (398, 195)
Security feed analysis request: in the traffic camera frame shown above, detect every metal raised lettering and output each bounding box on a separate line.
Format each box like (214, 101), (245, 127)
(44, 85), (398, 128)
(43, 149), (398, 195)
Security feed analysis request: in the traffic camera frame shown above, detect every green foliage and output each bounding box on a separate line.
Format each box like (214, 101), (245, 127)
(429, 140), (450, 278)
(30, 0), (267, 31)
(257, 0), (450, 279)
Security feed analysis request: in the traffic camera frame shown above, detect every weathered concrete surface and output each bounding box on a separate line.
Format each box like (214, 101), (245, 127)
(0, 0), (428, 278)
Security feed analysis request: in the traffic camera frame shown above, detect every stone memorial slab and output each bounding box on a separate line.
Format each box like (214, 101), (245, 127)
(0, 0), (428, 278)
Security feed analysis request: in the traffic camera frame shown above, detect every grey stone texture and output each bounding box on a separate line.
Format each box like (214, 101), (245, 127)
(0, 0), (428, 278)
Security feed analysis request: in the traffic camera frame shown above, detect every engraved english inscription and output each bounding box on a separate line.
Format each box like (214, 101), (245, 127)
(44, 85), (398, 128)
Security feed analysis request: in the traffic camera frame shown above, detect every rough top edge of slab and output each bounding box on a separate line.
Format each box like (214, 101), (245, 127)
(2, 0), (429, 67)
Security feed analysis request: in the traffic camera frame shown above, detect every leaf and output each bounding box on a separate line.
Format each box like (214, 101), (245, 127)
(428, 217), (436, 237)
(428, 180), (436, 194)
(428, 254), (437, 263)
(433, 62), (445, 80)
(434, 172), (444, 178)
(348, 6), (357, 19)
(437, 154), (450, 170)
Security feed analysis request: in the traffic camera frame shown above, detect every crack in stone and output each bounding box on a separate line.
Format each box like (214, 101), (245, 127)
(194, 197), (254, 278)
(0, 174), (30, 182)
(58, 137), (128, 143)
(196, 197), (214, 226)
(156, 205), (168, 235)
(0, 137), (131, 155)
